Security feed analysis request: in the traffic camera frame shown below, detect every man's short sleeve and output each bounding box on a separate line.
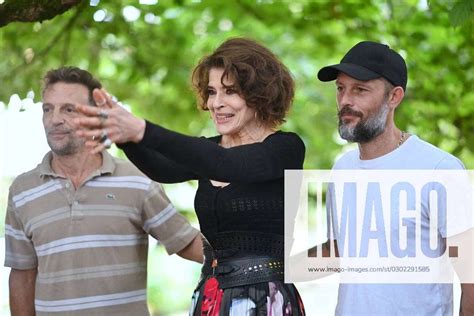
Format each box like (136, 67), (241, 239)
(435, 155), (471, 238)
(141, 182), (199, 254)
(4, 188), (38, 269)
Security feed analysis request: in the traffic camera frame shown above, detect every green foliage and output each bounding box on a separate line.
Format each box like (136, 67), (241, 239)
(0, 0), (472, 169)
(147, 245), (201, 315)
(449, 0), (474, 26)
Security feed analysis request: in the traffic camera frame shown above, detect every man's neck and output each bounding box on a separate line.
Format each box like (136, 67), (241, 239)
(358, 125), (404, 160)
(51, 150), (103, 188)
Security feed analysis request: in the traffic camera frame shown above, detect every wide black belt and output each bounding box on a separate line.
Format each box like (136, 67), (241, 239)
(209, 255), (284, 288)
(200, 232), (284, 289)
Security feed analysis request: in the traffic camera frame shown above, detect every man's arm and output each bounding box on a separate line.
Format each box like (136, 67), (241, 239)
(308, 239), (339, 258)
(287, 240), (340, 282)
(456, 230), (474, 315)
(448, 228), (474, 315)
(460, 283), (474, 315)
(176, 234), (203, 263)
(9, 268), (37, 316)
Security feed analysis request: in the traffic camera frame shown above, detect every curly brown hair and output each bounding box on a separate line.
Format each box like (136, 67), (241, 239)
(192, 38), (294, 128)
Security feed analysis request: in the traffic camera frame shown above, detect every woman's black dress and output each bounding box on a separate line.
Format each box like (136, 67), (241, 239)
(120, 121), (306, 316)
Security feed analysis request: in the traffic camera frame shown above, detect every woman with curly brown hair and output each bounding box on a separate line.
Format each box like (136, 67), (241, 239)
(75, 37), (306, 315)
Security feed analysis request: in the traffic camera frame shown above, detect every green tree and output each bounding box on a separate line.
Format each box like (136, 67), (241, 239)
(0, 0), (472, 169)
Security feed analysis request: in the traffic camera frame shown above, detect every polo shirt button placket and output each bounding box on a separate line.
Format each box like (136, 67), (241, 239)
(71, 198), (84, 221)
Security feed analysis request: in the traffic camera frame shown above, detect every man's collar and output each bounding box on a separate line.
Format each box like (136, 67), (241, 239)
(38, 152), (56, 177)
(99, 151), (115, 175)
(39, 151), (116, 179)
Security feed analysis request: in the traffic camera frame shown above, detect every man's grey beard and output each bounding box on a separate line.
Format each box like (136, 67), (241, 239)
(338, 102), (390, 143)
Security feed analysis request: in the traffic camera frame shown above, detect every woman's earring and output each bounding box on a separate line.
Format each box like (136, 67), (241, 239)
(254, 111), (262, 127)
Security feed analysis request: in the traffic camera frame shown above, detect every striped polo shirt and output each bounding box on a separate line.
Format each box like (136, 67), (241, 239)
(4, 151), (199, 315)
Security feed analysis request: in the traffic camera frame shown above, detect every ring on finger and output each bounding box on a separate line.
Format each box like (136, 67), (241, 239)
(103, 137), (113, 149)
(98, 110), (108, 125)
(98, 110), (109, 119)
(99, 129), (108, 143)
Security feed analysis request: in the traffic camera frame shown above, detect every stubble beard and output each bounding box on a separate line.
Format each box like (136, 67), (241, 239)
(47, 133), (84, 156)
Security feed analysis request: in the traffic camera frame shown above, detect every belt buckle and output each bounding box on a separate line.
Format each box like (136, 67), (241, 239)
(211, 258), (218, 275)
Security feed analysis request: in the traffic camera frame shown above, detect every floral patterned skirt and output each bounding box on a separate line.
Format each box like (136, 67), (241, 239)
(189, 276), (305, 316)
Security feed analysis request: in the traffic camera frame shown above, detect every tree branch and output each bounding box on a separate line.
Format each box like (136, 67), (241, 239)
(0, 0), (83, 28)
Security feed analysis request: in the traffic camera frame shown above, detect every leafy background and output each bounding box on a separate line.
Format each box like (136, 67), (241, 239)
(0, 0), (472, 314)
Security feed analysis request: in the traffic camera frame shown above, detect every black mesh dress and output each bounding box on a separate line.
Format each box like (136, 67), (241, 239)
(120, 121), (306, 316)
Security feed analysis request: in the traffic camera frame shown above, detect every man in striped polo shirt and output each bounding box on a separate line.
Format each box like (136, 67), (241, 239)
(4, 67), (203, 315)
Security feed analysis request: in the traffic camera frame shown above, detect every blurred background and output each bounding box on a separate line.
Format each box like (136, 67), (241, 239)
(0, 0), (472, 314)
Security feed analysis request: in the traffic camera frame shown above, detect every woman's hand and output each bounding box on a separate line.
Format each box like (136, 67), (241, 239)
(74, 88), (146, 154)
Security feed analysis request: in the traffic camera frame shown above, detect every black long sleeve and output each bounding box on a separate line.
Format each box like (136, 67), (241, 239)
(135, 120), (305, 183)
(119, 142), (198, 183)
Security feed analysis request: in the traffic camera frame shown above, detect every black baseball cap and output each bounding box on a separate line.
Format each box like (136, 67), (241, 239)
(317, 41), (407, 90)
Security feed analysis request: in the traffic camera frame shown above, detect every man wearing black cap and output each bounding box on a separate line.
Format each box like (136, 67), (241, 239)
(318, 41), (473, 315)
(318, 41), (408, 155)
